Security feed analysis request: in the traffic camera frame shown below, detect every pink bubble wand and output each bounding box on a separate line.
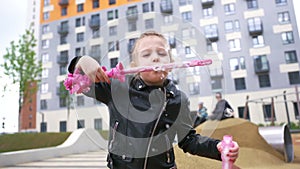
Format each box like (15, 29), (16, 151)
(221, 135), (234, 169)
(64, 59), (212, 94)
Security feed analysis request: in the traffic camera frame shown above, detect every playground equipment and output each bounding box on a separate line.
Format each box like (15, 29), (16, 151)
(258, 123), (294, 162)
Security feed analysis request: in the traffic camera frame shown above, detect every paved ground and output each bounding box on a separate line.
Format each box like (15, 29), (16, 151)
(1, 150), (109, 169)
(2, 134), (300, 169)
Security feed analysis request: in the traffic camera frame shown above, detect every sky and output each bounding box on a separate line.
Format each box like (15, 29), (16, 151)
(0, 0), (300, 133)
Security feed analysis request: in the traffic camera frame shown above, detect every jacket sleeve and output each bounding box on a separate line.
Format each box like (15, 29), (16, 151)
(176, 94), (221, 161)
(67, 56), (112, 104)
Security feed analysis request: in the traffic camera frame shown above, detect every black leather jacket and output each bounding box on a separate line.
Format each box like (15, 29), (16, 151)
(68, 58), (221, 169)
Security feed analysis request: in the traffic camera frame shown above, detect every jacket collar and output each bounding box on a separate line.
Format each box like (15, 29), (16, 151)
(132, 76), (176, 98)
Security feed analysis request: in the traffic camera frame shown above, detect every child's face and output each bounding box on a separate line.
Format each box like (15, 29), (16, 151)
(134, 36), (171, 86)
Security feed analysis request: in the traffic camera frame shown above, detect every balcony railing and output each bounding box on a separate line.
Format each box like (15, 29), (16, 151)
(160, 0), (173, 14)
(89, 18), (100, 30)
(57, 55), (68, 65)
(254, 57), (269, 74)
(57, 25), (69, 35)
(248, 24), (263, 36)
(201, 0), (214, 8)
(126, 8), (138, 20)
(59, 0), (69, 6)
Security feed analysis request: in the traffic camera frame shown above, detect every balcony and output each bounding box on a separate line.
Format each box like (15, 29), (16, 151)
(169, 38), (176, 48)
(58, 0), (69, 6)
(57, 55), (68, 65)
(57, 25), (69, 35)
(209, 68), (223, 78)
(160, 0), (173, 14)
(205, 34), (219, 42)
(248, 18), (263, 36)
(201, 0), (214, 8)
(89, 18), (100, 30)
(126, 7), (138, 20)
(254, 56), (269, 74)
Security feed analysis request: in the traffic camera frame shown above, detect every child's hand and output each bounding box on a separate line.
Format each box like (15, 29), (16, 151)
(217, 141), (239, 163)
(76, 56), (110, 83)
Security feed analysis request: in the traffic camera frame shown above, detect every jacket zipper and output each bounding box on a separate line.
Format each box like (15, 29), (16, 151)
(143, 88), (167, 169)
(165, 135), (171, 163)
(109, 121), (119, 150)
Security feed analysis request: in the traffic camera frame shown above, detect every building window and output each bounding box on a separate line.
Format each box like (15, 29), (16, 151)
(41, 83), (49, 93)
(107, 10), (118, 21)
(94, 118), (102, 130)
(109, 26), (117, 36)
(179, 0), (192, 6)
(42, 25), (50, 34)
(203, 7), (213, 17)
(254, 55), (269, 73)
(258, 74), (271, 88)
(40, 122), (47, 132)
(43, 12), (49, 20)
(60, 35), (67, 45)
(142, 2), (154, 13)
(110, 58), (118, 68)
(263, 104), (276, 121)
(77, 4), (84, 12)
(40, 100), (47, 110)
(293, 102), (300, 120)
(224, 3), (235, 15)
(238, 106), (250, 120)
(59, 121), (67, 132)
(108, 41), (119, 52)
(61, 7), (67, 16)
(229, 57), (245, 71)
(164, 15), (173, 24)
(228, 39), (241, 51)
(211, 78), (222, 90)
(75, 17), (85, 27)
(281, 31), (294, 44)
(77, 120), (85, 129)
(224, 21), (233, 32)
(128, 21), (137, 32)
(59, 65), (67, 75)
(278, 11), (290, 23)
(246, 0), (258, 9)
(188, 82), (200, 95)
(207, 41), (218, 52)
(44, 0), (50, 6)
(252, 35), (264, 47)
(234, 78), (246, 90)
(42, 68), (48, 78)
(248, 17), (262, 33)
(77, 96), (84, 106)
(75, 47), (85, 57)
(109, 0), (116, 5)
(204, 24), (218, 40)
(128, 38), (137, 54)
(285, 50), (298, 64)
(145, 19), (154, 29)
(42, 40), (49, 49)
(93, 0), (99, 8)
(288, 71), (300, 85)
(182, 11), (192, 22)
(234, 20), (240, 31)
(92, 29), (100, 38)
(275, 0), (287, 6)
(59, 96), (66, 107)
(41, 53), (49, 63)
(76, 32), (84, 42)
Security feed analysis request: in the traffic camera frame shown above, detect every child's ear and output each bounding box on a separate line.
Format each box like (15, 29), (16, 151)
(130, 61), (137, 67)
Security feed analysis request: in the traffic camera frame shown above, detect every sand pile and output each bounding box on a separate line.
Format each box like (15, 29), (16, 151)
(174, 118), (299, 169)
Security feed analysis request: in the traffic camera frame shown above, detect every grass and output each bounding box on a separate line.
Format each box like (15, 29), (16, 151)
(0, 130), (109, 153)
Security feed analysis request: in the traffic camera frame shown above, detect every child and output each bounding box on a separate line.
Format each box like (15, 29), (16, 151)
(67, 31), (239, 169)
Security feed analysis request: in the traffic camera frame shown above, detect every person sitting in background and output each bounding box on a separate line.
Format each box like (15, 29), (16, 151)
(194, 101), (208, 127)
(210, 92), (234, 120)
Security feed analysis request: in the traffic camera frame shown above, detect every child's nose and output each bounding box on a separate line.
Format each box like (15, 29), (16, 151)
(152, 54), (160, 62)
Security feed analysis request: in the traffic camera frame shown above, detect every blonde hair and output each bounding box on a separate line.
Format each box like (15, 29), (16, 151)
(130, 31), (174, 63)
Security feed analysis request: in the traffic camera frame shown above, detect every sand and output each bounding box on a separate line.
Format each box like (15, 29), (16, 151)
(174, 118), (300, 169)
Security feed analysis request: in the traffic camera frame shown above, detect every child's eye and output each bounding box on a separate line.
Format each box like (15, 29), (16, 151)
(143, 53), (150, 57)
(158, 51), (167, 56)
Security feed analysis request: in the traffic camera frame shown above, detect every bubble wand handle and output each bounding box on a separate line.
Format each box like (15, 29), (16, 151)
(221, 135), (234, 169)
(105, 59), (213, 82)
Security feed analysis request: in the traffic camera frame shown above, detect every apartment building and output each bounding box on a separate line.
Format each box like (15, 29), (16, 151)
(37, 0), (300, 132)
